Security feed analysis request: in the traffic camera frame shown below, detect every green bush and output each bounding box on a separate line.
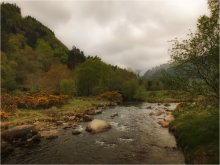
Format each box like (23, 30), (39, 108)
(134, 85), (147, 101)
(170, 105), (219, 164)
(60, 79), (76, 95)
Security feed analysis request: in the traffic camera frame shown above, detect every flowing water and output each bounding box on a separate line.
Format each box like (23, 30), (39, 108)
(2, 102), (185, 164)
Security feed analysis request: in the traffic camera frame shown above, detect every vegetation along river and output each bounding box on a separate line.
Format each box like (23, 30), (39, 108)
(2, 103), (185, 164)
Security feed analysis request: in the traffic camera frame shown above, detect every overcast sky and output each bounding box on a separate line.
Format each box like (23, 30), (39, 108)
(4, 0), (209, 72)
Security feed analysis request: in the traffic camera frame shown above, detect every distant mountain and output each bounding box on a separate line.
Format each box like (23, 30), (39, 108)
(143, 63), (173, 79)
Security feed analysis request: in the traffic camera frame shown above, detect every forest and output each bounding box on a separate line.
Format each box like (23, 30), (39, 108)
(0, 1), (219, 164)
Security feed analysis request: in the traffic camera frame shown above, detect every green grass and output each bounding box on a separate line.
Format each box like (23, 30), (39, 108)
(8, 98), (109, 125)
(170, 105), (219, 164)
(145, 90), (191, 103)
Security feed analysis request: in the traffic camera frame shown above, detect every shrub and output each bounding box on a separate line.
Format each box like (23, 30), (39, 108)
(2, 92), (70, 110)
(0, 110), (9, 121)
(59, 79), (76, 95)
(99, 91), (123, 104)
(134, 85), (147, 101)
(1, 93), (17, 112)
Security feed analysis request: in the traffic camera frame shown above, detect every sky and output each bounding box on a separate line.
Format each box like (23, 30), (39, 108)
(3, 0), (209, 73)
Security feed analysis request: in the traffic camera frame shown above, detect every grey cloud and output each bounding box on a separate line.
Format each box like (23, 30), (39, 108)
(4, 0), (209, 72)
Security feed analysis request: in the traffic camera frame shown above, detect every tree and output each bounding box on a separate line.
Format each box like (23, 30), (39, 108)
(75, 59), (111, 96)
(67, 46), (86, 69)
(170, 0), (219, 99)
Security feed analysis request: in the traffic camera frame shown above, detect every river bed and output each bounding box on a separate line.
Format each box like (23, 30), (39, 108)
(2, 102), (185, 164)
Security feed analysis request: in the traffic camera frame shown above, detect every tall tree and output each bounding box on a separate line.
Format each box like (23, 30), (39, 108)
(67, 46), (86, 69)
(170, 0), (219, 99)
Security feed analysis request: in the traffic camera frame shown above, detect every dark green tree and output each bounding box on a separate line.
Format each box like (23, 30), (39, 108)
(67, 46), (86, 69)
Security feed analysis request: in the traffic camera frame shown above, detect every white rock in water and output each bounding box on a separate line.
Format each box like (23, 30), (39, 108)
(86, 119), (111, 133)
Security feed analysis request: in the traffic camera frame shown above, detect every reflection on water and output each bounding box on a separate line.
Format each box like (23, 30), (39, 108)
(2, 103), (185, 164)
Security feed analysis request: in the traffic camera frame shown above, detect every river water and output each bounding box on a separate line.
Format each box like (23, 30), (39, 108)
(2, 102), (185, 164)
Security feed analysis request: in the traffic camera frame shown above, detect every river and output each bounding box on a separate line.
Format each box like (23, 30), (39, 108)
(2, 102), (185, 164)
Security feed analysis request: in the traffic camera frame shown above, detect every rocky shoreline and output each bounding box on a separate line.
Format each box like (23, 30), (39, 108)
(1, 102), (118, 155)
(148, 103), (177, 128)
(1, 102), (178, 156)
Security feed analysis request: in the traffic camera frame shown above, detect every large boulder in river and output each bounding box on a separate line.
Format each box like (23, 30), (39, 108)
(86, 119), (111, 133)
(1, 125), (37, 142)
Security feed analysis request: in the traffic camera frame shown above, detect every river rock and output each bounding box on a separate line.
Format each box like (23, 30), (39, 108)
(86, 119), (111, 133)
(164, 114), (174, 122)
(147, 106), (152, 109)
(40, 130), (58, 139)
(56, 121), (64, 126)
(83, 115), (93, 122)
(111, 113), (118, 118)
(164, 103), (171, 107)
(158, 120), (169, 128)
(72, 129), (81, 135)
(87, 109), (102, 115)
(27, 133), (41, 142)
(150, 110), (164, 116)
(62, 123), (72, 129)
(1, 140), (14, 155)
(1, 125), (37, 142)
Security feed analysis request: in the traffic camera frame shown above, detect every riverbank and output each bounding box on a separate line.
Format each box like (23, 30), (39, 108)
(1, 97), (116, 155)
(170, 103), (219, 164)
(2, 102), (185, 164)
(1, 98), (112, 128)
(145, 90), (192, 103)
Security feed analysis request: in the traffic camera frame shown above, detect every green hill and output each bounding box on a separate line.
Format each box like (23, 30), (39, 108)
(1, 3), (146, 101)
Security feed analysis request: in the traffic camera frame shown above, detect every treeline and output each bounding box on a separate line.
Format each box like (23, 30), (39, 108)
(142, 0), (219, 102)
(1, 3), (147, 101)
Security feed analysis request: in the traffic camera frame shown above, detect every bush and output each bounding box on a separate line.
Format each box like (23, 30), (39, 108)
(99, 91), (122, 104)
(122, 79), (139, 101)
(0, 110), (9, 121)
(170, 105), (219, 164)
(134, 85), (147, 101)
(1, 93), (17, 112)
(59, 79), (76, 95)
(1, 93), (70, 110)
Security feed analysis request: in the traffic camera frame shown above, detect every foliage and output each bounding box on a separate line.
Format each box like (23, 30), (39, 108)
(169, 0), (219, 99)
(134, 85), (147, 101)
(60, 79), (76, 95)
(122, 79), (139, 100)
(75, 58), (146, 100)
(1, 93), (69, 110)
(99, 91), (123, 104)
(1, 3), (147, 102)
(75, 58), (112, 96)
(1, 52), (17, 91)
(170, 104), (219, 164)
(0, 110), (9, 121)
(145, 90), (191, 103)
(67, 46), (86, 69)
(1, 93), (17, 112)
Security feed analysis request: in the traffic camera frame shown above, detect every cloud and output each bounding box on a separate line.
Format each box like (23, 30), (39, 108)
(3, 0), (209, 72)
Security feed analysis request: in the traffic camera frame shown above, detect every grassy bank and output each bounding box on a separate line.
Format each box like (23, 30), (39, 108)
(170, 104), (219, 164)
(145, 90), (191, 103)
(6, 98), (110, 127)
